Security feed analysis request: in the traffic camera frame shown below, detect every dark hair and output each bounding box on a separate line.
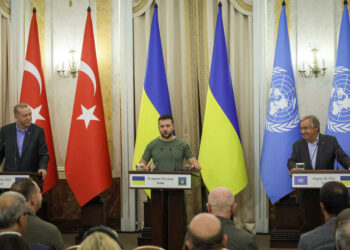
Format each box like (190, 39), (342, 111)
(158, 114), (174, 124)
(83, 225), (123, 249)
(0, 234), (31, 250)
(320, 181), (349, 215)
(187, 225), (224, 250)
(10, 178), (37, 201)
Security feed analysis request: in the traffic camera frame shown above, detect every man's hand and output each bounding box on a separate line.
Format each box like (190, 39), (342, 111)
(188, 157), (201, 171)
(289, 168), (296, 177)
(38, 169), (47, 179)
(145, 162), (156, 171)
(191, 163), (201, 171)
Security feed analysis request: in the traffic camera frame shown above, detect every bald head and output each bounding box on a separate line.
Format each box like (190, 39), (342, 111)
(207, 187), (235, 218)
(186, 213), (226, 250)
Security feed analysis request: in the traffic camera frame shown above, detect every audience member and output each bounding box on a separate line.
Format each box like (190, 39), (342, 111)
(10, 178), (65, 250)
(298, 181), (349, 250)
(184, 187), (257, 250)
(185, 212), (227, 250)
(336, 208), (350, 233)
(0, 234), (31, 250)
(80, 225), (123, 250)
(0, 191), (27, 233)
(336, 219), (350, 250)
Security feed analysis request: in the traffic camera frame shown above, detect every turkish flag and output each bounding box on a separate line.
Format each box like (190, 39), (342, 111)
(65, 8), (112, 206)
(20, 8), (58, 193)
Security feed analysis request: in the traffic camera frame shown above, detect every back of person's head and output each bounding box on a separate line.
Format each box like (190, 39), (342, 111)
(80, 225), (123, 250)
(186, 213), (226, 250)
(336, 219), (350, 250)
(320, 181), (348, 216)
(10, 178), (37, 201)
(0, 234), (31, 250)
(336, 208), (350, 233)
(0, 191), (27, 230)
(207, 187), (235, 218)
(10, 178), (42, 213)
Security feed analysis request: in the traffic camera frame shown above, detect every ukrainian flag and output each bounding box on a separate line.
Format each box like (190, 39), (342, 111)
(198, 4), (248, 195)
(132, 176), (146, 185)
(340, 176), (350, 186)
(132, 4), (173, 172)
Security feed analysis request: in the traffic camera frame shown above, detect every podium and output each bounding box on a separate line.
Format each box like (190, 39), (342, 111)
(129, 171), (192, 250)
(270, 170), (350, 248)
(292, 169), (350, 231)
(0, 172), (43, 191)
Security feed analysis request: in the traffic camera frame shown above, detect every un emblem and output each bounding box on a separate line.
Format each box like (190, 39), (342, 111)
(327, 67), (350, 133)
(266, 67), (299, 133)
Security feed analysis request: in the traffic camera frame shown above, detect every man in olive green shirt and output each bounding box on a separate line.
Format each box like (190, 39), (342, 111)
(139, 115), (201, 171)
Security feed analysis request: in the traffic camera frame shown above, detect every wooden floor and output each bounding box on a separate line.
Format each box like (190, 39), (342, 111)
(62, 233), (297, 250)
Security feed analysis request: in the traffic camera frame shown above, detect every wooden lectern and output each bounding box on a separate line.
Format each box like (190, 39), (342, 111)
(0, 172), (43, 191)
(129, 171), (192, 250)
(271, 170), (350, 248)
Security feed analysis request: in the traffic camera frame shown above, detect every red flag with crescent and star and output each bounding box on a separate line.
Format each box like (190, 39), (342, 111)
(65, 7), (112, 206)
(20, 8), (58, 193)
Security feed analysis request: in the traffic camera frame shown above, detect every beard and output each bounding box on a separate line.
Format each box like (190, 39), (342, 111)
(161, 132), (172, 139)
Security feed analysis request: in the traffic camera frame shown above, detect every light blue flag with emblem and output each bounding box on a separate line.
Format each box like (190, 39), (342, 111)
(325, 1), (350, 167)
(260, 2), (301, 203)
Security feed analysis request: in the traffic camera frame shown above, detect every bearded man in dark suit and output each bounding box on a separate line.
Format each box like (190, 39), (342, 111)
(0, 103), (48, 179)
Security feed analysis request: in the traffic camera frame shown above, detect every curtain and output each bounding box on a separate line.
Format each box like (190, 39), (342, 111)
(0, 13), (13, 126)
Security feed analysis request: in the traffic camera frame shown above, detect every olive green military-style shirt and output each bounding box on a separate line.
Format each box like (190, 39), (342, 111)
(142, 137), (194, 171)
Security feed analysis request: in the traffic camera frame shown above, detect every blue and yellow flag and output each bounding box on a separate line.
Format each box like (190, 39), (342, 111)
(260, 2), (301, 203)
(326, 2), (350, 167)
(132, 5), (173, 171)
(198, 4), (248, 195)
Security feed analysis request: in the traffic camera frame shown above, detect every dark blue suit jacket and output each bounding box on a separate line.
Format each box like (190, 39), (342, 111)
(0, 123), (49, 172)
(288, 133), (350, 170)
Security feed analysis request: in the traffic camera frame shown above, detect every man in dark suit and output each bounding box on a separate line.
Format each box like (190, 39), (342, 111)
(0, 103), (48, 178)
(288, 115), (350, 171)
(298, 181), (348, 250)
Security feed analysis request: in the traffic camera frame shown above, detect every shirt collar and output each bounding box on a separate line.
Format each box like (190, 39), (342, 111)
(307, 134), (319, 146)
(16, 123), (28, 133)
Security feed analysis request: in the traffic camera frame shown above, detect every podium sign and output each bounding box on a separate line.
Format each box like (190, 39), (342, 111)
(292, 170), (350, 188)
(0, 174), (30, 189)
(129, 172), (191, 189)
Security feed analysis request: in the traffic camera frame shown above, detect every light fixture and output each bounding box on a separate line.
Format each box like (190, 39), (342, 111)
(298, 48), (326, 78)
(56, 49), (78, 78)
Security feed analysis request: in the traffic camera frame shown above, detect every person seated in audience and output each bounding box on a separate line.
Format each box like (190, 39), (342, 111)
(336, 218), (350, 250)
(80, 225), (123, 250)
(335, 208), (350, 250)
(335, 208), (350, 233)
(183, 187), (258, 250)
(298, 181), (349, 250)
(10, 178), (65, 250)
(0, 234), (31, 250)
(185, 212), (227, 250)
(0, 191), (48, 250)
